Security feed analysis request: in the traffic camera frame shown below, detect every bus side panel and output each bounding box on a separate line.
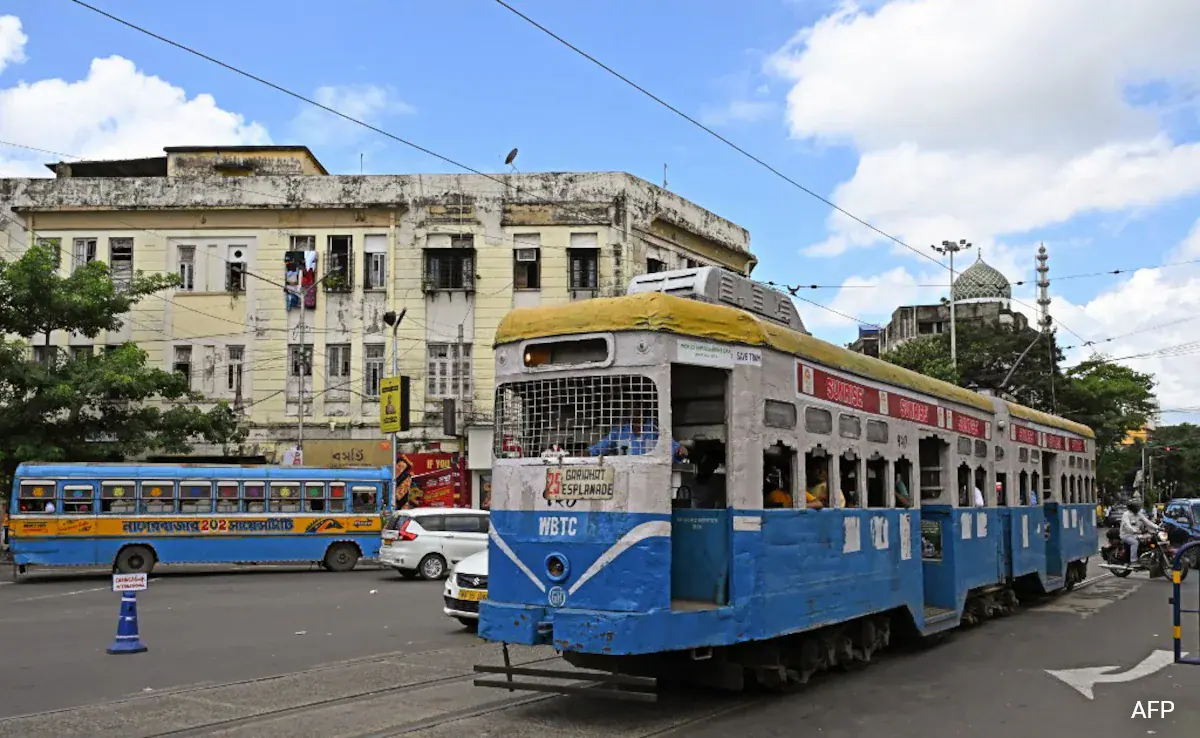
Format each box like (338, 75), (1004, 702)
(95, 534), (381, 566)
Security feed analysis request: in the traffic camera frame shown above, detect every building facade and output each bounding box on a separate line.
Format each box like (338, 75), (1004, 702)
(864, 254), (1029, 356)
(0, 146), (755, 502)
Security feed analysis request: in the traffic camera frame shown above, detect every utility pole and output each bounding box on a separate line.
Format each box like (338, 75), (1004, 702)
(931, 239), (972, 369)
(383, 308), (408, 482)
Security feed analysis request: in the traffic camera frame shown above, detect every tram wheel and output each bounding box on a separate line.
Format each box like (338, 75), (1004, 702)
(323, 543), (360, 573)
(115, 545), (156, 575)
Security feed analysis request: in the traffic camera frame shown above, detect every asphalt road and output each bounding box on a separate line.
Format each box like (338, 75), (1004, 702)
(1, 546), (1196, 737)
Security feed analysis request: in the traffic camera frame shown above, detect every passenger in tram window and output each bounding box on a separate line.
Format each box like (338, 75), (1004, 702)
(763, 445), (794, 509)
(764, 468), (792, 509)
(895, 473), (912, 509)
(805, 466), (829, 509)
(973, 484), (985, 507)
(839, 457), (859, 508)
(588, 404), (686, 460)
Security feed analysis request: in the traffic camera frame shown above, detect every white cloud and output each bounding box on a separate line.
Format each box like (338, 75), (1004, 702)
(0, 15), (26, 76)
(770, 0), (1200, 258)
(0, 51), (269, 176)
(700, 99), (777, 127)
(290, 84), (414, 147)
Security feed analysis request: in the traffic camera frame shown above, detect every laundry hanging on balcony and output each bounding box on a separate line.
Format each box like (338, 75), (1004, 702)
(284, 250), (318, 311)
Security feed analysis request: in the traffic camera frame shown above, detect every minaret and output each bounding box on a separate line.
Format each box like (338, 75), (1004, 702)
(1035, 244), (1051, 333)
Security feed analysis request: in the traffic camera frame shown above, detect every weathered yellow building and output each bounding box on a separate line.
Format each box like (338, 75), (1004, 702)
(0, 145), (755, 492)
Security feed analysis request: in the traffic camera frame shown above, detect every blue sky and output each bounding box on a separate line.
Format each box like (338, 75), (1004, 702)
(4, 0), (1200, 415)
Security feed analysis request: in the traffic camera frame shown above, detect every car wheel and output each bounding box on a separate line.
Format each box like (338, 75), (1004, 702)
(418, 554), (447, 580)
(458, 617), (479, 632)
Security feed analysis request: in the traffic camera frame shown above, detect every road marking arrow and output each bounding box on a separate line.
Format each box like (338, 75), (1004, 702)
(1046, 650), (1184, 699)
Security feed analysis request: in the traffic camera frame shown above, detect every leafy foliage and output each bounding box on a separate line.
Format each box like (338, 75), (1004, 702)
(0, 244), (247, 490)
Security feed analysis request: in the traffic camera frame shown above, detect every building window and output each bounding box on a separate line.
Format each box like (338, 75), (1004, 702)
(427, 343), (471, 398)
(173, 346), (192, 388)
(514, 234), (541, 290)
(326, 235), (353, 292)
(289, 345), (313, 378)
(364, 235), (387, 290)
(424, 243), (475, 291)
(31, 345), (56, 366)
(568, 233), (599, 290)
(178, 245), (196, 291)
(226, 245), (248, 292)
(327, 344), (351, 401)
(72, 238), (97, 273)
(109, 238), (133, 291)
(227, 346), (244, 395)
(647, 258), (667, 274)
(364, 344), (385, 398)
(71, 346), (92, 361)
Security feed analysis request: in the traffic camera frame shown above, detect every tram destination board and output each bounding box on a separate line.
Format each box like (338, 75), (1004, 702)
(545, 466), (616, 501)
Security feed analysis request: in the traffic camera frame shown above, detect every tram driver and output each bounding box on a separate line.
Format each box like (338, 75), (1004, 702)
(588, 404), (688, 462)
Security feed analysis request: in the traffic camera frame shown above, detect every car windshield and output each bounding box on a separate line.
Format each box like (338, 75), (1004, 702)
(1192, 503), (1200, 523)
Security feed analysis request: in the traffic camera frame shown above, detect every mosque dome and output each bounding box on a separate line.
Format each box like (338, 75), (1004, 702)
(951, 253), (1011, 303)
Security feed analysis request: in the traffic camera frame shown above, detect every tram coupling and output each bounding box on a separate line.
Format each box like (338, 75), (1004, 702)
(473, 644), (658, 702)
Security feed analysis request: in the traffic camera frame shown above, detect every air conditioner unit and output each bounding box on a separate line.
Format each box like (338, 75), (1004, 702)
(516, 248), (538, 262)
(628, 266), (807, 334)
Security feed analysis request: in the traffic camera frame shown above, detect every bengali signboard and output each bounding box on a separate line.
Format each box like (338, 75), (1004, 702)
(797, 361), (990, 440)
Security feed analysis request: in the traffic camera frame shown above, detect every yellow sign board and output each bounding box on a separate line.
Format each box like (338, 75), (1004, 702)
(380, 376), (402, 434)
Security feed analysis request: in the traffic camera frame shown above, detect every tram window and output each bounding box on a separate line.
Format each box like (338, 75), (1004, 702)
(17, 481), (55, 512)
(763, 443), (796, 509)
(918, 437), (946, 502)
(973, 467), (987, 507)
(1069, 476), (1076, 503)
(957, 437), (972, 456)
(216, 482), (239, 512)
(352, 485), (378, 512)
(994, 445), (1005, 461)
(242, 482), (266, 512)
(269, 483), (301, 513)
(61, 484), (95, 514)
(304, 483), (326, 512)
(1069, 456), (1075, 468)
(1031, 472), (1040, 503)
(840, 454), (861, 508)
(804, 407), (833, 435)
(1060, 474), (1067, 501)
(1019, 448), (1028, 463)
(522, 337), (609, 368)
(101, 481), (136, 513)
(957, 464), (972, 506)
(764, 400), (797, 430)
(1031, 450), (1040, 463)
(804, 451), (831, 509)
(140, 481), (175, 514)
(838, 414), (862, 440)
(974, 440), (987, 458)
(894, 459), (914, 508)
(866, 457), (887, 508)
(180, 482), (213, 514)
(328, 483), (347, 512)
(1018, 471), (1029, 505)
(866, 419), (888, 444)
(996, 472), (1008, 506)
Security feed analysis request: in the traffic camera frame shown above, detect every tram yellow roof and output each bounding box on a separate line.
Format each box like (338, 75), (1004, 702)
(495, 292), (1095, 439)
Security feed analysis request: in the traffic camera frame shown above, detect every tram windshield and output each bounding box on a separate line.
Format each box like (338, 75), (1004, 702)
(494, 375), (662, 459)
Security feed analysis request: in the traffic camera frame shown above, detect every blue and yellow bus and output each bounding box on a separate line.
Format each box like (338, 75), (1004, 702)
(5, 463), (393, 576)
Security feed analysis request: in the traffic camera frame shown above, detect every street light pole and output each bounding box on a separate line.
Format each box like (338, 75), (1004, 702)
(931, 239), (972, 369)
(383, 308), (408, 485)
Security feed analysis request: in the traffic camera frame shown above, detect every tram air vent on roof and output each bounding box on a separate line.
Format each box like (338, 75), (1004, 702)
(627, 266), (807, 334)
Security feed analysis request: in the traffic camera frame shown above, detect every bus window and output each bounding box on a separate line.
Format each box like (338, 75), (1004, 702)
(866, 456), (887, 508)
(216, 482), (239, 512)
(352, 485), (378, 513)
(328, 483), (347, 512)
(243, 482), (266, 513)
(180, 482), (213, 513)
(18, 481), (55, 512)
(61, 484), (95, 515)
(840, 452), (860, 508)
(270, 483), (302, 513)
(140, 481), (175, 514)
(101, 481), (136, 513)
(305, 483), (326, 512)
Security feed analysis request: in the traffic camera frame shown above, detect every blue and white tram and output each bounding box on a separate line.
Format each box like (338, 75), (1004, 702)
(477, 268), (1098, 694)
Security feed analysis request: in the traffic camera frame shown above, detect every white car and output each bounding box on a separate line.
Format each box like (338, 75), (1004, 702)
(379, 507), (489, 580)
(444, 549), (488, 629)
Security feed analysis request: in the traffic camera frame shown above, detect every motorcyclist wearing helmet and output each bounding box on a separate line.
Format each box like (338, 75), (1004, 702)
(1120, 500), (1160, 566)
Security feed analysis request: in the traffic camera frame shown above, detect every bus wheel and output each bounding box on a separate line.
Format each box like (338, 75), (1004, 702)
(323, 543), (359, 573)
(115, 546), (155, 575)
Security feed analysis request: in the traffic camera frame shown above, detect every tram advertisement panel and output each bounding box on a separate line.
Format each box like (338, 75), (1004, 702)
(797, 362), (990, 440)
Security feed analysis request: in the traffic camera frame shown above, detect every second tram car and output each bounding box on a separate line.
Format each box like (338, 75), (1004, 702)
(476, 267), (1097, 695)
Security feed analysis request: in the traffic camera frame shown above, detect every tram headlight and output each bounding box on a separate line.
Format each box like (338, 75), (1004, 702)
(545, 553), (569, 582)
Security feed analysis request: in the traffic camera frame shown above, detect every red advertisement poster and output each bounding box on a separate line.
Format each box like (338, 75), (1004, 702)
(394, 452), (468, 508)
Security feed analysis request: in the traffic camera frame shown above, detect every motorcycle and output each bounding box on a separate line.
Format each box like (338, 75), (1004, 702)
(1099, 528), (1186, 580)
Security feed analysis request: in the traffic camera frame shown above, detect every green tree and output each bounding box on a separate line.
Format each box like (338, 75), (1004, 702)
(1141, 424), (1200, 502)
(0, 244), (247, 490)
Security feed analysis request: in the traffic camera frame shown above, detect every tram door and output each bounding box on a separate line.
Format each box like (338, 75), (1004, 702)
(1042, 452), (1062, 577)
(669, 364), (730, 608)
